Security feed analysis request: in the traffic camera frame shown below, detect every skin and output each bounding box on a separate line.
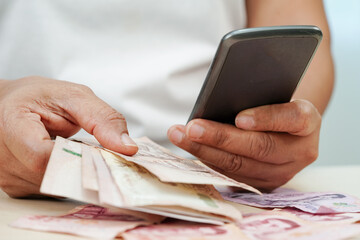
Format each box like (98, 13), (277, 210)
(0, 77), (137, 197)
(0, 0), (334, 197)
(168, 0), (334, 191)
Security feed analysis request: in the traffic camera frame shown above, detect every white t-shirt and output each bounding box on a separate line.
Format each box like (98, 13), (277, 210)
(0, 0), (246, 154)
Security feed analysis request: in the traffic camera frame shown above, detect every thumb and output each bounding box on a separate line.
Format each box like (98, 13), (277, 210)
(64, 87), (138, 155)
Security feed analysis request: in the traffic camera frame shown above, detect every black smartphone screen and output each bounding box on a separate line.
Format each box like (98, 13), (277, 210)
(188, 26), (322, 124)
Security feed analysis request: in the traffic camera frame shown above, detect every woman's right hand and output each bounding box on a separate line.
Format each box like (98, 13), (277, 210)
(0, 76), (138, 198)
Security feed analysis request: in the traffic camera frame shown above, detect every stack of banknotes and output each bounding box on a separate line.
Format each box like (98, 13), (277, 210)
(10, 137), (360, 239)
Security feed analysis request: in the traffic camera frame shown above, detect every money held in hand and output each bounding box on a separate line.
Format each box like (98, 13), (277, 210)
(40, 136), (258, 224)
(10, 136), (360, 239)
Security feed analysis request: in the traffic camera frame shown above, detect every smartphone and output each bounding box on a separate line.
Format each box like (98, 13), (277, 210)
(188, 25), (322, 124)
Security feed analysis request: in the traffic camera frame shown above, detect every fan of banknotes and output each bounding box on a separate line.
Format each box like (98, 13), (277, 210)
(40, 136), (260, 225)
(10, 136), (360, 239)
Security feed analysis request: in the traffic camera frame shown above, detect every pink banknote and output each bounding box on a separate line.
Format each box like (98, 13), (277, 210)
(239, 211), (360, 240)
(122, 220), (247, 240)
(279, 208), (360, 224)
(10, 205), (162, 239)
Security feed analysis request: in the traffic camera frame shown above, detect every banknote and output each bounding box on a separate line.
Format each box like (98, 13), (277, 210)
(10, 205), (162, 239)
(77, 136), (260, 194)
(22, 136), (360, 240)
(81, 144), (99, 191)
(239, 211), (360, 240)
(287, 224), (360, 240)
(81, 138), (244, 224)
(41, 137), (171, 226)
(278, 208), (360, 225)
(101, 149), (243, 223)
(90, 146), (126, 207)
(12, 205), (360, 240)
(122, 220), (248, 240)
(221, 188), (360, 214)
(40, 137), (99, 204)
(239, 211), (308, 240)
(143, 205), (237, 224)
(90, 147), (227, 225)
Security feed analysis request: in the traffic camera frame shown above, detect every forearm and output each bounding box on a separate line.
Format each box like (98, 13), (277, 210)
(292, 35), (334, 115)
(246, 0), (334, 114)
(0, 79), (7, 86)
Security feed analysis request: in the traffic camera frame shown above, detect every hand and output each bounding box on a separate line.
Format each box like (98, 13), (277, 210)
(0, 76), (138, 198)
(168, 99), (321, 191)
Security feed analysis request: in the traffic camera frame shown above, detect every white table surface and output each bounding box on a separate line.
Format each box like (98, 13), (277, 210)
(1, 164), (360, 239)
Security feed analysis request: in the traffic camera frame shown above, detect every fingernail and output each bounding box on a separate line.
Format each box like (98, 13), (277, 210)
(236, 115), (255, 129)
(170, 129), (184, 144)
(188, 123), (205, 139)
(121, 133), (137, 147)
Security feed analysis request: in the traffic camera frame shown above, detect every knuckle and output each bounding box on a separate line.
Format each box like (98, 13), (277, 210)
(187, 141), (203, 156)
(218, 154), (243, 173)
(293, 100), (315, 135)
(68, 83), (95, 97)
(248, 134), (275, 160)
(303, 146), (319, 164)
(102, 109), (126, 123)
(292, 143), (319, 165)
(213, 129), (230, 148)
(87, 108), (127, 136)
(75, 83), (93, 93)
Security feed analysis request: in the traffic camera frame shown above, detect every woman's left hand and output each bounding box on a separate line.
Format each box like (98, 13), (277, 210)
(168, 99), (321, 191)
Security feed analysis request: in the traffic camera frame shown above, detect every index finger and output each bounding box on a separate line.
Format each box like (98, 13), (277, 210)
(235, 99), (321, 136)
(59, 84), (138, 155)
(184, 119), (289, 163)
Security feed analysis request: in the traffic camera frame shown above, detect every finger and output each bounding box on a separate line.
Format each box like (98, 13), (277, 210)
(26, 94), (82, 137)
(168, 125), (287, 179)
(168, 125), (301, 190)
(181, 119), (290, 163)
(235, 99), (321, 136)
(41, 114), (81, 138)
(168, 125), (296, 190)
(2, 110), (54, 173)
(61, 85), (138, 155)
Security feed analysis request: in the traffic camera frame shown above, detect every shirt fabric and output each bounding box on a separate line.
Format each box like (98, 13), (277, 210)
(0, 0), (246, 155)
